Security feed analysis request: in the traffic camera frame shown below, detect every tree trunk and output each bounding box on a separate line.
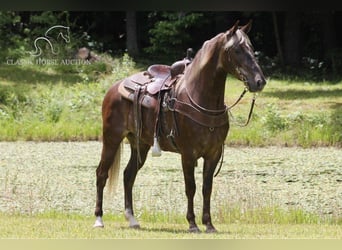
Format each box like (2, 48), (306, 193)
(283, 12), (301, 67)
(272, 12), (284, 66)
(126, 11), (139, 57)
(321, 11), (336, 55)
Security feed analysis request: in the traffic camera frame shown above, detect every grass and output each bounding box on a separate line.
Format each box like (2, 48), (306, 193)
(0, 207), (341, 239)
(225, 78), (342, 146)
(1, 55), (341, 240)
(1, 142), (341, 238)
(0, 54), (341, 146)
(0, 54), (137, 141)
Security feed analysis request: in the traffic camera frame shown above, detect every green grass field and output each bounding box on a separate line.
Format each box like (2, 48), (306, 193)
(0, 142), (341, 239)
(0, 54), (341, 146)
(0, 210), (341, 239)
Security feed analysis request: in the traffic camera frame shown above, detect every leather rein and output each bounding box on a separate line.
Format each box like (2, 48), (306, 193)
(175, 85), (257, 178)
(227, 87), (257, 127)
(184, 85), (257, 128)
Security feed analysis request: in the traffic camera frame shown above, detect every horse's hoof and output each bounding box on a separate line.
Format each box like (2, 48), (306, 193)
(188, 226), (201, 233)
(93, 221), (104, 228)
(93, 216), (104, 228)
(129, 223), (141, 229)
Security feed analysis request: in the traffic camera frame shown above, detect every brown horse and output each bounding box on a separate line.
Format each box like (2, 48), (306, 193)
(93, 20), (266, 233)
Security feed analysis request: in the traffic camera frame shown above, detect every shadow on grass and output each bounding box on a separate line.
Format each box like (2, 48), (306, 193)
(264, 88), (342, 100)
(0, 64), (82, 85)
(118, 225), (188, 234)
(118, 225), (231, 236)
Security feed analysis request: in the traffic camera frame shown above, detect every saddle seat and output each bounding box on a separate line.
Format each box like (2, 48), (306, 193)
(147, 64), (171, 79)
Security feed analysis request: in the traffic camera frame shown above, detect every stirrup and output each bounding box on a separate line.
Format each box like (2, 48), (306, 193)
(151, 137), (162, 157)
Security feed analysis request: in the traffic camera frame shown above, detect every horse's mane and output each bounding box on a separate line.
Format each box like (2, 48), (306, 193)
(194, 33), (225, 69)
(190, 29), (252, 71)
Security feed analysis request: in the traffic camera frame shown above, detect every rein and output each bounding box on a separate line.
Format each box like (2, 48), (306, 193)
(227, 87), (248, 109)
(184, 84), (256, 128)
(185, 86), (227, 114)
(228, 88), (257, 127)
(213, 87), (256, 177)
(179, 85), (256, 178)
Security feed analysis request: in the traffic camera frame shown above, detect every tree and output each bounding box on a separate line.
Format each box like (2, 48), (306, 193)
(145, 12), (204, 62)
(126, 11), (139, 57)
(320, 11), (338, 74)
(283, 11), (301, 67)
(272, 12), (284, 66)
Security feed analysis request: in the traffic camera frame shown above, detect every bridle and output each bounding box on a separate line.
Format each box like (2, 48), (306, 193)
(213, 89), (256, 177)
(170, 33), (259, 176)
(184, 84), (257, 128)
(225, 35), (258, 127)
(227, 87), (257, 127)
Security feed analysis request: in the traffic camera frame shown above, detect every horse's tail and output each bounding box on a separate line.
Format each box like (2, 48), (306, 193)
(107, 143), (122, 194)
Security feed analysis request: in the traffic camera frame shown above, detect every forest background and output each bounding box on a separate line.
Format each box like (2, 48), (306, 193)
(1, 11), (342, 80)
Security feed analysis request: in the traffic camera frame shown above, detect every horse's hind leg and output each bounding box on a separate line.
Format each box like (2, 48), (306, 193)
(124, 135), (150, 228)
(94, 137), (123, 228)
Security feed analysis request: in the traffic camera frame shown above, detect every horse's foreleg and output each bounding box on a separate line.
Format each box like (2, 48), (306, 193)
(181, 156), (200, 233)
(124, 141), (150, 229)
(202, 156), (221, 233)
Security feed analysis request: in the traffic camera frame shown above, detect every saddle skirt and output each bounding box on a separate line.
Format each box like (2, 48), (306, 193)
(118, 64), (179, 109)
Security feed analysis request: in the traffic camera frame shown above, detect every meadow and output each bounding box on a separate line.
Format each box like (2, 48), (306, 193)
(0, 54), (341, 239)
(0, 142), (341, 239)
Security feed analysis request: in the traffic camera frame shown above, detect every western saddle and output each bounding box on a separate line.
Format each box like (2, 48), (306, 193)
(119, 49), (193, 106)
(118, 48), (193, 159)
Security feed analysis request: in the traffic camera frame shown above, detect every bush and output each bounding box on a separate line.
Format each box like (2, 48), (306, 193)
(263, 104), (288, 132)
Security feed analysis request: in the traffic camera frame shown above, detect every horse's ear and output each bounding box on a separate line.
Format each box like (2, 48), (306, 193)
(225, 20), (240, 48)
(241, 19), (252, 34)
(229, 20), (240, 35)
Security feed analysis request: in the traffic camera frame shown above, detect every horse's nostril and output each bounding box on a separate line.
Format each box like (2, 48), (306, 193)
(257, 79), (266, 88)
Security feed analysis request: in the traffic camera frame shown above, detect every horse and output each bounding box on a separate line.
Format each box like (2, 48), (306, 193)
(93, 20), (266, 233)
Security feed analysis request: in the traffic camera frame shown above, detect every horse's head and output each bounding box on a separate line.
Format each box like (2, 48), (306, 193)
(221, 20), (266, 92)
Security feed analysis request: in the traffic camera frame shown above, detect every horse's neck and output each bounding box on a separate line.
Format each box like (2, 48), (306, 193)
(183, 51), (227, 111)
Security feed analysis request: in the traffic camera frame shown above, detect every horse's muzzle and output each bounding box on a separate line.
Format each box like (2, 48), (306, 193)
(249, 76), (266, 92)
(257, 78), (266, 90)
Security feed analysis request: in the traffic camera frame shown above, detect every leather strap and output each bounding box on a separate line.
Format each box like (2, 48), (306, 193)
(172, 99), (228, 128)
(119, 82), (159, 109)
